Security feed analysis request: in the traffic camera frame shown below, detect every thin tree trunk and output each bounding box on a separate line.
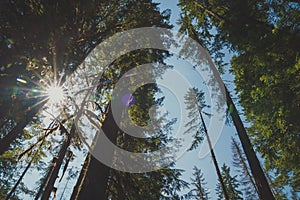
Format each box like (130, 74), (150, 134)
(199, 110), (230, 200)
(232, 137), (259, 196)
(189, 22), (229, 199)
(197, 177), (206, 200)
(6, 137), (47, 200)
(191, 0), (225, 23)
(59, 178), (70, 200)
(5, 156), (33, 200)
(41, 124), (76, 200)
(226, 88), (275, 199)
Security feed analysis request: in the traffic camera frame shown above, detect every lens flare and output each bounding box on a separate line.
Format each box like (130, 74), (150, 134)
(45, 84), (65, 104)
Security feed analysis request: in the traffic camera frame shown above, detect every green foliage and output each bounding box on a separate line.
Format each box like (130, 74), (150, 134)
(88, 1), (189, 198)
(178, 0), (300, 193)
(0, 0), (178, 199)
(106, 81), (186, 198)
(232, 51), (300, 192)
(184, 88), (206, 150)
(107, 168), (188, 200)
(231, 138), (259, 199)
(187, 166), (210, 200)
(216, 164), (243, 200)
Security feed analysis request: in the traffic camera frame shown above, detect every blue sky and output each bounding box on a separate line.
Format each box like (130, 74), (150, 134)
(154, 0), (242, 198)
(155, 1), (296, 199)
(19, 1), (270, 199)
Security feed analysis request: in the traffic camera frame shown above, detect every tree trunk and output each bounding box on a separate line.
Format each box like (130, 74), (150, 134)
(6, 136), (47, 200)
(199, 110), (230, 200)
(0, 119), (26, 155)
(0, 105), (42, 155)
(71, 106), (120, 199)
(5, 155), (33, 200)
(226, 88), (275, 200)
(232, 138), (259, 196)
(70, 154), (91, 200)
(41, 124), (76, 200)
(187, 22), (274, 199)
(191, 0), (225, 23)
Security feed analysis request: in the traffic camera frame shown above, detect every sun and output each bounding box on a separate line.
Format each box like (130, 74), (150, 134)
(45, 84), (66, 104)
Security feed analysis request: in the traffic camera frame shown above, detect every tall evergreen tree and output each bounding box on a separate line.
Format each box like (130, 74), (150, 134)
(184, 88), (229, 200)
(216, 164), (243, 200)
(187, 166), (210, 200)
(70, 1), (188, 199)
(40, 124), (75, 200)
(231, 138), (259, 199)
(178, 0), (300, 194)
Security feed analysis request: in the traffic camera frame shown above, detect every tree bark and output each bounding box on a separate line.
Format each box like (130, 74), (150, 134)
(41, 124), (76, 200)
(226, 88), (275, 200)
(70, 154), (91, 200)
(232, 138), (259, 196)
(199, 110), (230, 200)
(0, 105), (42, 155)
(187, 22), (274, 200)
(71, 106), (120, 199)
(191, 0), (225, 23)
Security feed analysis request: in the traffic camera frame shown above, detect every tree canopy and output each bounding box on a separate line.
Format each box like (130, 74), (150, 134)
(1, 0), (299, 199)
(178, 0), (300, 195)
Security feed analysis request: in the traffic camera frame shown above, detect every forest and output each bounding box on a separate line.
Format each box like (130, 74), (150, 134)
(0, 0), (299, 199)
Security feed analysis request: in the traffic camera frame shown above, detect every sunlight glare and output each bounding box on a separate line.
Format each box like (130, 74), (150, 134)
(46, 84), (65, 104)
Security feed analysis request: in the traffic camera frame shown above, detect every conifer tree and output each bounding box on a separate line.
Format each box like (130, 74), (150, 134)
(215, 164), (243, 200)
(178, 0), (300, 194)
(187, 166), (210, 200)
(231, 138), (259, 199)
(184, 88), (229, 200)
